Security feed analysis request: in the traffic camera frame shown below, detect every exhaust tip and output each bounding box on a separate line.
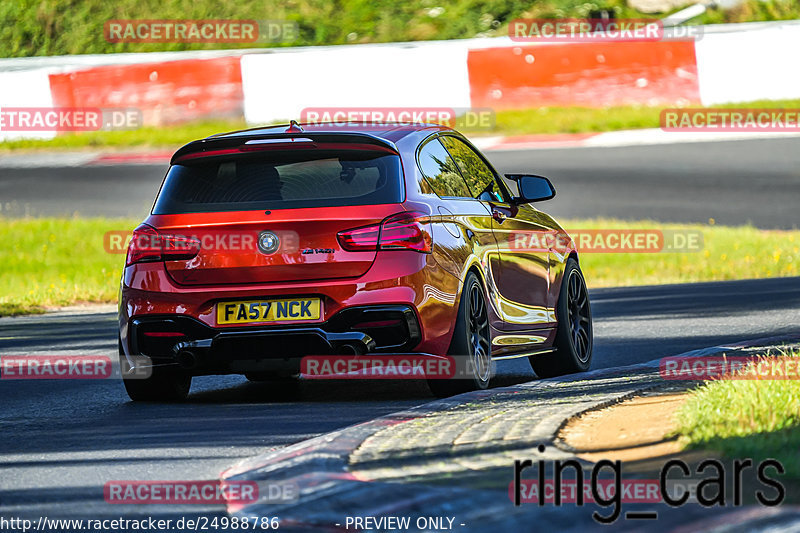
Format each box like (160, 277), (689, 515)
(336, 343), (364, 356)
(176, 350), (198, 369)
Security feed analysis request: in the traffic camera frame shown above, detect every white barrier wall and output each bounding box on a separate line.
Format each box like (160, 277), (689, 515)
(241, 42), (472, 124)
(0, 69), (55, 141)
(695, 23), (800, 105)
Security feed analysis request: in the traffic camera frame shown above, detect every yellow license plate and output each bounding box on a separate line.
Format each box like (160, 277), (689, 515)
(216, 298), (321, 325)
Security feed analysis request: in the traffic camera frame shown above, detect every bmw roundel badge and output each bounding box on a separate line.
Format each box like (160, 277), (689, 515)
(257, 231), (280, 254)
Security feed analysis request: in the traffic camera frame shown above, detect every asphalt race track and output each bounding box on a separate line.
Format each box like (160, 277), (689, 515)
(1, 138), (800, 228)
(1, 138), (800, 521)
(2, 277), (800, 521)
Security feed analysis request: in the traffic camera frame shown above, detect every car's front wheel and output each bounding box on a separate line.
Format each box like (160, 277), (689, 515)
(428, 272), (493, 397)
(529, 258), (593, 378)
(119, 340), (191, 402)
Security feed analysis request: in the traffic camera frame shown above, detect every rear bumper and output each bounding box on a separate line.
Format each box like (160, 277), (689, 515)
(120, 250), (464, 371)
(126, 304), (424, 372)
(165, 326), (376, 374)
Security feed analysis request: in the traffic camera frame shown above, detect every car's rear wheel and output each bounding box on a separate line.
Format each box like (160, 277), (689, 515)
(119, 340), (191, 402)
(529, 258), (592, 378)
(428, 272), (492, 397)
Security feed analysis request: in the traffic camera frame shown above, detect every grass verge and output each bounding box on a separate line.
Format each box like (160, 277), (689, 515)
(4, 0), (798, 58)
(0, 119), (250, 152)
(0, 217), (135, 316)
(1, 216), (798, 316)
(675, 348), (800, 477)
(4, 99), (800, 152)
(571, 218), (800, 287)
(460, 98), (800, 136)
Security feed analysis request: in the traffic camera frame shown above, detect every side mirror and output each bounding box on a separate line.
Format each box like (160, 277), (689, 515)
(506, 174), (556, 203)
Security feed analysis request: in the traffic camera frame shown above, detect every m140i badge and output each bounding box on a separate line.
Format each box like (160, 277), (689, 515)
(257, 231), (280, 254)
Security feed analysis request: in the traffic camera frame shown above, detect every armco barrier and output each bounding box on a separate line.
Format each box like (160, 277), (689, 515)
(240, 42), (473, 124)
(467, 40), (699, 108)
(694, 23), (800, 105)
(0, 69), (55, 141)
(48, 56), (244, 125)
(2, 21), (800, 136)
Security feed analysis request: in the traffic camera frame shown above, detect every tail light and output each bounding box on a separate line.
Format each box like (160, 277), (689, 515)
(337, 211), (432, 253)
(379, 211), (433, 252)
(125, 224), (201, 266)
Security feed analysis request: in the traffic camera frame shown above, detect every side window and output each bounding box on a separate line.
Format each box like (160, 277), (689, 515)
(417, 139), (473, 198)
(439, 136), (503, 202)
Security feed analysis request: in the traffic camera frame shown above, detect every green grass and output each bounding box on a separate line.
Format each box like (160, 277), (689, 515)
(461, 98), (800, 136)
(1, 216), (798, 316)
(461, 105), (666, 136)
(566, 218), (800, 288)
(0, 119), (251, 152)
(0, 217), (136, 316)
(3, 0), (798, 58)
(5, 98), (800, 152)
(675, 349), (800, 476)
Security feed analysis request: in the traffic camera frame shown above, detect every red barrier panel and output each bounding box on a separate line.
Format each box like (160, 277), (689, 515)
(467, 40), (699, 109)
(49, 57), (243, 126)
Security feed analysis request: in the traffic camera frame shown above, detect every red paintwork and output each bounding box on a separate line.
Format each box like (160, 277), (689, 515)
(49, 57), (243, 126)
(155, 205), (400, 285)
(119, 123), (574, 366)
(467, 40), (700, 108)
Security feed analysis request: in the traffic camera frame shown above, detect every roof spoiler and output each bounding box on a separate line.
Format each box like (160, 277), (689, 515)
(170, 132), (400, 165)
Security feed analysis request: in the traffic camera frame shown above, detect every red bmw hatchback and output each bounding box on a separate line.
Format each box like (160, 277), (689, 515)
(118, 122), (592, 401)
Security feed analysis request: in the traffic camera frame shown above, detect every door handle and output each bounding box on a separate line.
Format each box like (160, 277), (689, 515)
(492, 209), (506, 223)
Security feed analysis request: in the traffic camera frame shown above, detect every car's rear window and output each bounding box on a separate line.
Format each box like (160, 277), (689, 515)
(152, 150), (404, 214)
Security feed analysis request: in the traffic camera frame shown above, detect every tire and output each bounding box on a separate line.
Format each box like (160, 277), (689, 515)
(119, 340), (191, 402)
(428, 272), (493, 397)
(529, 258), (593, 378)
